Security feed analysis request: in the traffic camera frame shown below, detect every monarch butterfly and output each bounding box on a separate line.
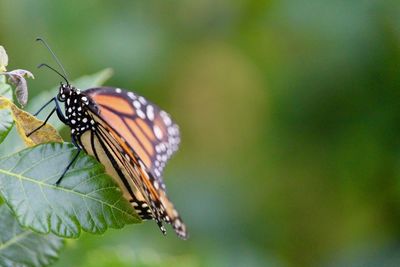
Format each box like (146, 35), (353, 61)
(29, 39), (188, 239)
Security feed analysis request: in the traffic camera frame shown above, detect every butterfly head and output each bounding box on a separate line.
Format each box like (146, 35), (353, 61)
(57, 82), (73, 102)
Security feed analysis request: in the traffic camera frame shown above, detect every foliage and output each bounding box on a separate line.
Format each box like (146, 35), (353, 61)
(2, 1), (399, 266)
(0, 47), (139, 267)
(0, 143), (140, 238)
(0, 75), (14, 144)
(0, 203), (64, 267)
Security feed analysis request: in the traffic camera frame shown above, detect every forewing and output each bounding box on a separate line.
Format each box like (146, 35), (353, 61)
(85, 87), (180, 184)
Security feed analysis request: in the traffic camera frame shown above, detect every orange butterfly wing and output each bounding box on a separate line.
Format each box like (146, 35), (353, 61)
(84, 87), (186, 238)
(86, 88), (180, 180)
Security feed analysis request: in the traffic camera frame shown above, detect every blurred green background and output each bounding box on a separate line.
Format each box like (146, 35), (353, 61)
(1, 0), (400, 266)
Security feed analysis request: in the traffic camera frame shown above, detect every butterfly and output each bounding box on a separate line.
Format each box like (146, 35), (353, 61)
(29, 39), (188, 239)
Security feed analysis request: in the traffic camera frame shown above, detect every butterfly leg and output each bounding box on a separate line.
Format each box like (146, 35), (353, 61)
(27, 97), (67, 137)
(32, 97), (55, 116)
(54, 97), (68, 124)
(26, 107), (56, 137)
(55, 135), (81, 185)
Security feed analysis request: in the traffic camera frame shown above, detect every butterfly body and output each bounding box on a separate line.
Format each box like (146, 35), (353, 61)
(58, 86), (97, 136)
(55, 84), (187, 239)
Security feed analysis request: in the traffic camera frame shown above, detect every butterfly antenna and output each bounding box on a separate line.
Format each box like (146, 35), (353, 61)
(37, 63), (69, 85)
(36, 37), (70, 84)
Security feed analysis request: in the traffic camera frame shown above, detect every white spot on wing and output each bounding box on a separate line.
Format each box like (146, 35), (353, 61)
(133, 100), (141, 109)
(139, 96), (147, 105)
(137, 109), (146, 119)
(160, 111), (172, 126)
(153, 125), (163, 140)
(154, 181), (159, 190)
(146, 105), (154, 121)
(128, 92), (136, 99)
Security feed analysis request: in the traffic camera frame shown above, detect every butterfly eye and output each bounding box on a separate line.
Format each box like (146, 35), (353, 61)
(57, 93), (65, 102)
(58, 85), (71, 102)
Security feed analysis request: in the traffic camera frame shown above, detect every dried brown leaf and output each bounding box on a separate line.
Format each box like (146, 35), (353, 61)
(6, 69), (35, 107)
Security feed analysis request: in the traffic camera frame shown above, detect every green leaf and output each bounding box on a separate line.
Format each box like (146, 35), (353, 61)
(0, 75), (14, 144)
(0, 142), (140, 238)
(0, 75), (12, 100)
(0, 204), (64, 267)
(0, 109), (13, 144)
(0, 126), (25, 156)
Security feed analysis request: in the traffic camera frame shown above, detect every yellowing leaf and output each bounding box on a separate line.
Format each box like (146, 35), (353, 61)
(0, 96), (11, 109)
(0, 96), (63, 146)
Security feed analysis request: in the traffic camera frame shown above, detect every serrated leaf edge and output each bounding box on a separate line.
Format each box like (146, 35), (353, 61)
(0, 168), (137, 221)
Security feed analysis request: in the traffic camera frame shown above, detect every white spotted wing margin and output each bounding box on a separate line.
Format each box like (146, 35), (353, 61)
(84, 87), (181, 181)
